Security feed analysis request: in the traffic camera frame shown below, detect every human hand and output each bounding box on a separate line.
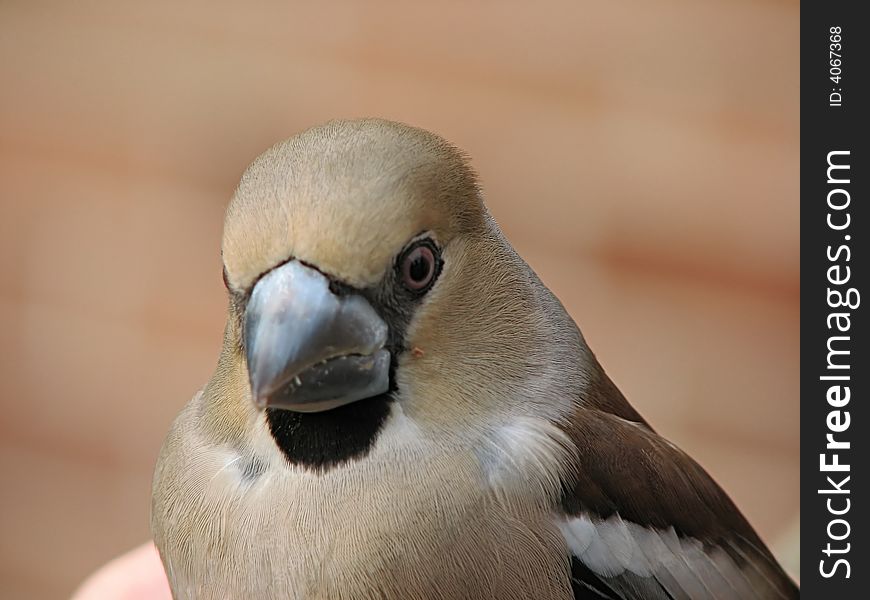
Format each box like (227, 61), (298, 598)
(71, 542), (172, 600)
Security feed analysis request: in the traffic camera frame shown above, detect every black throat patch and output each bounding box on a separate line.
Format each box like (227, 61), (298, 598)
(259, 251), (420, 473)
(265, 393), (392, 472)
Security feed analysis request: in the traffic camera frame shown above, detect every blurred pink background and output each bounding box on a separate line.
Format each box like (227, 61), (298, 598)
(0, 2), (798, 597)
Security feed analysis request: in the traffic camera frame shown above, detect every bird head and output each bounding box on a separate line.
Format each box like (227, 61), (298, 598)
(217, 119), (583, 470)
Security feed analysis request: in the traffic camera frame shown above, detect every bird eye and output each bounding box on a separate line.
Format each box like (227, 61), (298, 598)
(399, 241), (438, 293)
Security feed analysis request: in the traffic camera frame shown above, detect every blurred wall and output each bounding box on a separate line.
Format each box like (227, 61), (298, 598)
(0, 2), (798, 597)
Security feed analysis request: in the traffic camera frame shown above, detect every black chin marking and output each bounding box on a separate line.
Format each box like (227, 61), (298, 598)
(260, 256), (414, 473)
(266, 393), (392, 472)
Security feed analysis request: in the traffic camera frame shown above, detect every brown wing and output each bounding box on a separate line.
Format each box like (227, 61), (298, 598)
(556, 407), (798, 600)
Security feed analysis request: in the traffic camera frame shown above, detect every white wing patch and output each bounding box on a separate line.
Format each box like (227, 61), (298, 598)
(557, 514), (776, 600)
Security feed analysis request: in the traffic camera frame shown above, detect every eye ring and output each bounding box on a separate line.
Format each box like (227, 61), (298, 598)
(398, 239), (440, 294)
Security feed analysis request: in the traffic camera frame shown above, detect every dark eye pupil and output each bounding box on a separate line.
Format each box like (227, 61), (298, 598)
(409, 255), (429, 282)
(399, 240), (439, 293)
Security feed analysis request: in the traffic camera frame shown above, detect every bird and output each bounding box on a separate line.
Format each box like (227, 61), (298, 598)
(151, 118), (799, 599)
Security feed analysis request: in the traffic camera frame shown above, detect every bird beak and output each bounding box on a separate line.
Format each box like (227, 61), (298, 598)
(244, 260), (390, 413)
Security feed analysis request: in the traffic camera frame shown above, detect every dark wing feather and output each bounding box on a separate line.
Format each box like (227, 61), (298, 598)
(556, 407), (798, 600)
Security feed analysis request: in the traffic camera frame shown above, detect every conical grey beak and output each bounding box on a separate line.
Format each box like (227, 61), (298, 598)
(244, 260), (390, 412)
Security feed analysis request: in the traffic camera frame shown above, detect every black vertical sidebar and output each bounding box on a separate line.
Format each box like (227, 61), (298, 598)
(801, 3), (868, 598)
